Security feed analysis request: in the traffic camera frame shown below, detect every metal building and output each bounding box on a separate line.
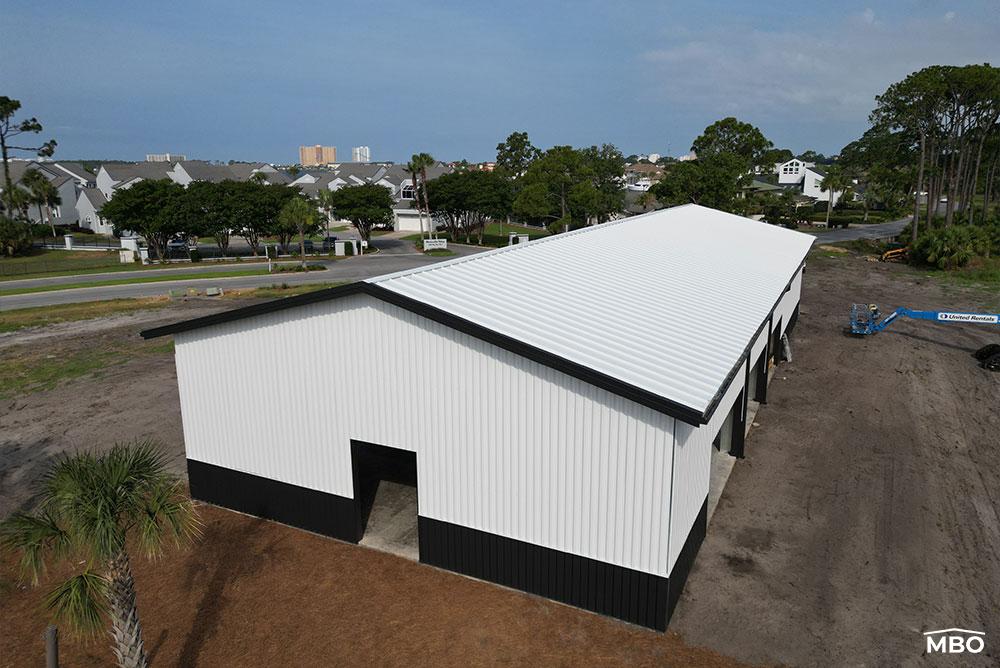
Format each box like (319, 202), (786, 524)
(143, 204), (813, 630)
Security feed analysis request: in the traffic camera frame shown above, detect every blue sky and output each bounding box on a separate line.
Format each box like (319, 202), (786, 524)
(3, 1), (997, 163)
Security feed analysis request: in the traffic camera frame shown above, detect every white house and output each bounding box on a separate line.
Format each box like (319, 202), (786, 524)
(75, 188), (113, 235)
(141, 204), (812, 631)
(775, 159), (842, 206)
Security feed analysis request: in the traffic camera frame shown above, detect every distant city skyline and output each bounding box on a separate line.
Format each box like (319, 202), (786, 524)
(3, 1), (998, 164)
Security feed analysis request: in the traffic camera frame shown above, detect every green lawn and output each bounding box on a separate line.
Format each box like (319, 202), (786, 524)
(404, 222), (548, 249)
(0, 268), (284, 296)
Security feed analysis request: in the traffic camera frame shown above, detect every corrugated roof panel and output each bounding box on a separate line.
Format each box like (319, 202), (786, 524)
(369, 204), (814, 416)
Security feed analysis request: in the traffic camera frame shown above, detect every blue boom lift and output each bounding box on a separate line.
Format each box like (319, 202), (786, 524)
(849, 303), (1000, 371)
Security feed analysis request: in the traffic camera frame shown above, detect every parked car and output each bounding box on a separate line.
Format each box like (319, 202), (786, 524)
(321, 236), (338, 252)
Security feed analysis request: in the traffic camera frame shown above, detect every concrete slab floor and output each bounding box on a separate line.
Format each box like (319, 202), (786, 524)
(358, 481), (420, 561)
(708, 447), (736, 522)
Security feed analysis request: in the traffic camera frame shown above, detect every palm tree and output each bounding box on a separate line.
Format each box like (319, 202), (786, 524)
(22, 169), (61, 237)
(819, 166), (852, 227)
(413, 153), (436, 239)
(404, 159), (427, 243)
(0, 441), (200, 668)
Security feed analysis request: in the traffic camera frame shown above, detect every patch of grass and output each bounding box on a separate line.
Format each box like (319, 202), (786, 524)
(930, 257), (1000, 289)
(0, 337), (178, 400)
(232, 282), (345, 299)
(0, 348), (115, 400)
(0, 249), (123, 279)
(423, 249), (455, 257)
(0, 297), (171, 334)
(0, 269), (272, 296)
(404, 222), (549, 249)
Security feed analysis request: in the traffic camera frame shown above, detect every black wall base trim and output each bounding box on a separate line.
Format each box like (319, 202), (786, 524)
(665, 497), (708, 623)
(418, 507), (707, 631)
(186, 459), (357, 542)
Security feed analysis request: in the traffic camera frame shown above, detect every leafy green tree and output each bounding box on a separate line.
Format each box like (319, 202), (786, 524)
(100, 179), (187, 260)
(276, 196), (321, 264)
(578, 144), (626, 223)
(426, 170), (512, 244)
(0, 441), (200, 668)
(20, 168), (62, 237)
(495, 131), (540, 179)
(0, 96), (56, 213)
(229, 181), (296, 256)
(760, 190), (801, 228)
(691, 117), (773, 171)
(514, 145), (615, 232)
(761, 147), (794, 168)
(327, 183), (395, 241)
(179, 180), (233, 255)
(650, 153), (746, 211)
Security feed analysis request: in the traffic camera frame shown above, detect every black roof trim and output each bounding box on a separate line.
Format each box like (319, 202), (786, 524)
(365, 284), (707, 426)
(699, 256), (808, 424)
(139, 282), (367, 339)
(141, 280), (707, 425)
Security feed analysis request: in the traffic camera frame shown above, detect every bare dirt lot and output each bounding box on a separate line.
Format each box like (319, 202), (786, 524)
(2, 251), (999, 666)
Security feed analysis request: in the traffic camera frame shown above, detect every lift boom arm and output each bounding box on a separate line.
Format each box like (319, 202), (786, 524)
(850, 304), (1000, 335)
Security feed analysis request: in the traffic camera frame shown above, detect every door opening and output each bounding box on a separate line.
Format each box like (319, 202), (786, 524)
(351, 440), (419, 560)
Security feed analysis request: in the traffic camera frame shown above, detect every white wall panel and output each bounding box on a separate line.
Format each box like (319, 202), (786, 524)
(670, 362), (746, 570)
(774, 266), (803, 335)
(175, 294), (677, 577)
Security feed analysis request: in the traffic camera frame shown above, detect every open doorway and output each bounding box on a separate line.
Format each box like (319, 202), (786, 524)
(351, 440), (419, 560)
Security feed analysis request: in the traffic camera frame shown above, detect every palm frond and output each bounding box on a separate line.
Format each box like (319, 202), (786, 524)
(44, 570), (109, 636)
(136, 479), (201, 558)
(0, 511), (71, 585)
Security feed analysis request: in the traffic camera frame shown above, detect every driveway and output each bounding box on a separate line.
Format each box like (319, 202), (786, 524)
(811, 217), (910, 242)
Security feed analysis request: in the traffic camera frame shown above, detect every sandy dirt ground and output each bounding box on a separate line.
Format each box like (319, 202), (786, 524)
(1, 251), (999, 666)
(672, 253), (1000, 666)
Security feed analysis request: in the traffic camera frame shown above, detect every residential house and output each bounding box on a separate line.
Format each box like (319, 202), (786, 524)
(75, 188), (112, 235)
(0, 160), (80, 225)
(95, 162), (175, 200)
(773, 158), (842, 206)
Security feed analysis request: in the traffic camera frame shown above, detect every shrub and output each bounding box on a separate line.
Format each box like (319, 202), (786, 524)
(342, 241), (354, 256)
(0, 216), (34, 256)
(911, 225), (993, 269)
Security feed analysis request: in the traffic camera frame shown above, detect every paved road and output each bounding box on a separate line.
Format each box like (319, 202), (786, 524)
(1, 245), (482, 310)
(811, 218), (910, 243)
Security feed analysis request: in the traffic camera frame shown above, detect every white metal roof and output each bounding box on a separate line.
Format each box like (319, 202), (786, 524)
(369, 204), (814, 417)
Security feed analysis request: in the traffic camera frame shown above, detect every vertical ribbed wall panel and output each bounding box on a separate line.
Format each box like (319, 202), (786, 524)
(175, 293), (677, 578)
(774, 267), (803, 336)
(670, 361), (745, 571)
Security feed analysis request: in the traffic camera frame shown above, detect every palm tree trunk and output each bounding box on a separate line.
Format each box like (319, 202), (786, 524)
(106, 551), (149, 668)
(825, 197), (832, 227)
(419, 169), (433, 239)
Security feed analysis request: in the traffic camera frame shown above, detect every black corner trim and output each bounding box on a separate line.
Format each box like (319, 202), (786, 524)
(186, 459), (357, 542)
(665, 497), (708, 622)
(418, 516), (690, 631)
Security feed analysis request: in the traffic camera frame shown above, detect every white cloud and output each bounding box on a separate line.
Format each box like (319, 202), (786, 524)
(639, 12), (998, 128)
(944, 11), (956, 22)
